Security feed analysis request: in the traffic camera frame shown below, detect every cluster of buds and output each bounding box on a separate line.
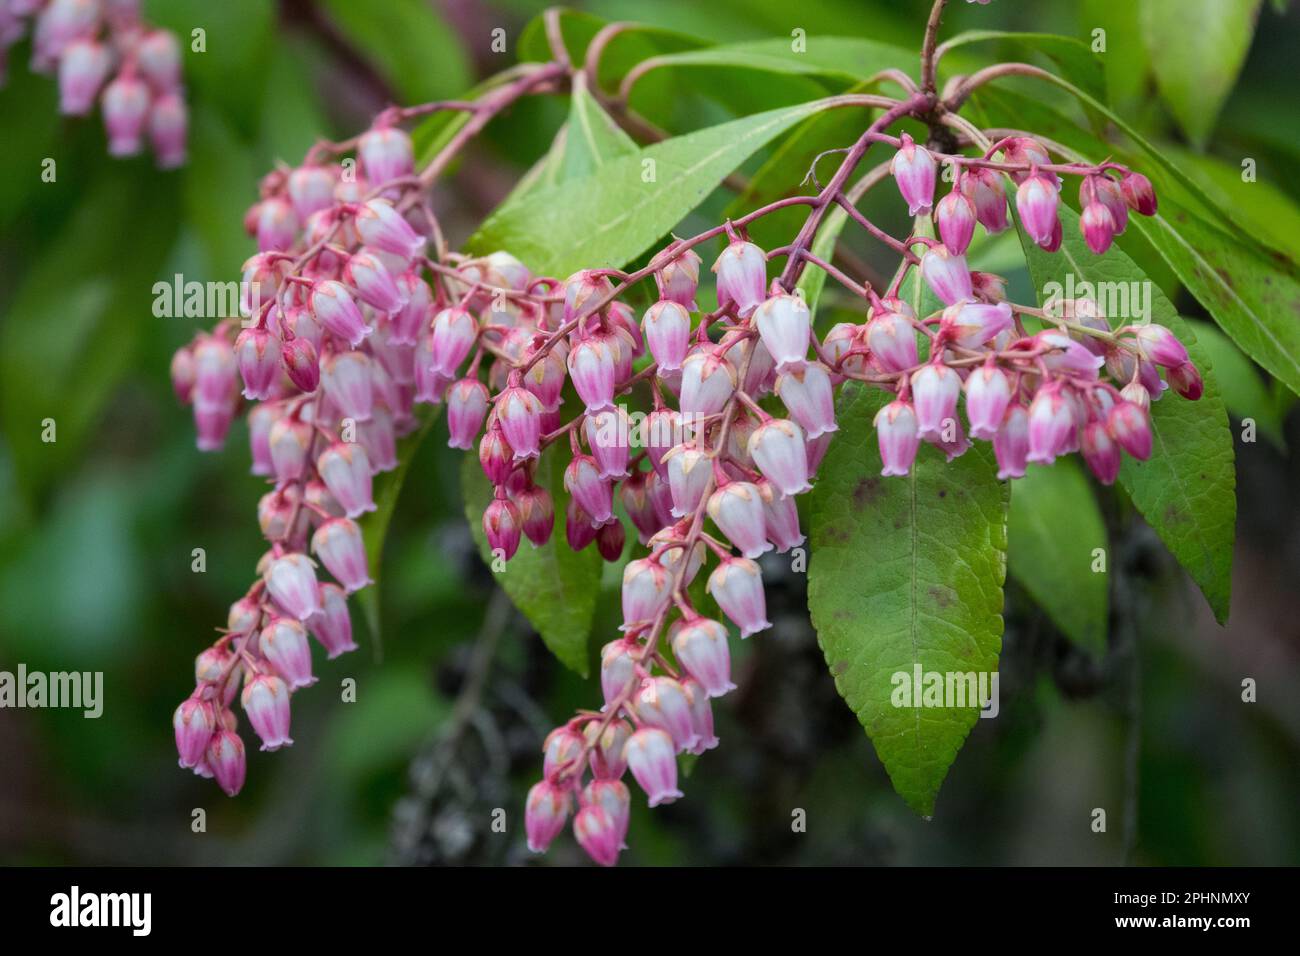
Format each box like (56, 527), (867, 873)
(1, 0), (187, 167)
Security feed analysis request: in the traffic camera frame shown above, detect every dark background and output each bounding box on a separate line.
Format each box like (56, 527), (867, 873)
(0, 0), (1297, 866)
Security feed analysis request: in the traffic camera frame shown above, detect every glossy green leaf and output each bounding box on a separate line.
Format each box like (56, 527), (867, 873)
(939, 30), (1108, 107)
(1008, 460), (1109, 655)
(1184, 319), (1285, 448)
(468, 101), (833, 275)
(1140, 0), (1263, 148)
(461, 451), (603, 676)
(1017, 206), (1236, 622)
(808, 385), (1008, 817)
(1079, 0), (1150, 110)
(557, 76), (639, 180)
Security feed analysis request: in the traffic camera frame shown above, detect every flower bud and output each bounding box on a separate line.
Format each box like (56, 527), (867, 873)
(281, 337), (321, 393)
(496, 385), (543, 460)
(656, 246), (702, 309)
(920, 245), (973, 306)
(993, 404), (1030, 479)
(1120, 171), (1158, 216)
(1133, 324), (1190, 368)
(756, 477), (805, 551)
(241, 674), (293, 751)
(309, 583), (357, 658)
(867, 309), (919, 373)
(515, 484), (555, 547)
(1168, 361), (1203, 400)
(1027, 386), (1076, 464)
(564, 454), (613, 527)
(597, 518), (626, 562)
(671, 617), (735, 698)
(643, 300), (692, 373)
(625, 728), (683, 807)
(149, 92), (189, 170)
(478, 426), (514, 485)
(935, 189), (976, 255)
(355, 198), (425, 263)
(662, 442), (711, 518)
(1001, 137), (1055, 184)
(573, 805), (621, 867)
(890, 132), (936, 215)
(311, 517), (372, 593)
(254, 196), (296, 253)
(748, 419), (811, 496)
(1082, 420), (1121, 485)
(1016, 172), (1060, 248)
(567, 336), (618, 414)
(600, 640), (637, 708)
(482, 496), (523, 560)
(1037, 330), (1105, 378)
(707, 556), (771, 638)
(911, 363), (962, 440)
(1080, 201), (1117, 254)
(287, 165), (336, 222)
(58, 38), (110, 115)
(708, 481), (771, 559)
(964, 364), (1013, 440)
(264, 553), (321, 621)
(874, 400), (921, 477)
(102, 72), (151, 156)
(679, 349), (737, 417)
(357, 125), (413, 186)
(712, 240), (767, 318)
(754, 293), (811, 372)
(316, 442), (375, 518)
(310, 280), (372, 346)
(634, 677), (698, 752)
(585, 406), (632, 479)
(959, 166), (1009, 233)
(260, 617), (316, 690)
(1107, 400), (1152, 460)
(268, 416), (313, 482)
(173, 696), (216, 769)
(942, 301), (1013, 349)
(525, 781), (571, 853)
(206, 730), (246, 797)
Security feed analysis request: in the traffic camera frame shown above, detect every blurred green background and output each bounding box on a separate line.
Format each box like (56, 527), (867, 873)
(0, 0), (1297, 866)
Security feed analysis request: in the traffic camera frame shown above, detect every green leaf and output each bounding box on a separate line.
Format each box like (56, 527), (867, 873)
(808, 385), (1008, 817)
(1079, 0), (1150, 110)
(1184, 319), (1285, 448)
(1017, 206), (1236, 622)
(1008, 461), (1109, 655)
(558, 75), (640, 180)
(317, 0), (471, 103)
(461, 450), (603, 676)
(468, 100), (834, 275)
(1139, 0), (1262, 148)
(938, 30), (1108, 109)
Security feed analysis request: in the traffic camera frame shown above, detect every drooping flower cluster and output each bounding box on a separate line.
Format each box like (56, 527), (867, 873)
(168, 2), (1199, 864)
(0, 0), (187, 166)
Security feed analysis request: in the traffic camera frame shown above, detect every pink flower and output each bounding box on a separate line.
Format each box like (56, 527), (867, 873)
(890, 132), (937, 215)
(102, 72), (151, 157)
(241, 674), (293, 751)
(1133, 324), (1190, 368)
(1027, 386), (1076, 464)
(321, 350), (374, 422)
(173, 696), (216, 769)
(754, 293), (811, 372)
(625, 728), (683, 807)
(1120, 171), (1158, 216)
(663, 442), (711, 519)
(264, 553), (321, 621)
(993, 404), (1031, 479)
(959, 166), (1009, 233)
(148, 92), (188, 169)
(706, 557), (771, 638)
(260, 617), (316, 690)
(309, 583), (357, 658)
(585, 407), (632, 479)
(712, 240), (768, 317)
(516, 484), (555, 546)
(57, 39), (110, 115)
(268, 416), (313, 482)
(206, 730), (246, 797)
(573, 804), (622, 867)
(920, 245), (973, 306)
(707, 481), (771, 559)
(621, 558), (673, 630)
(1107, 401), (1152, 460)
(344, 250), (407, 315)
(316, 442), (375, 518)
(311, 517), (372, 593)
(1082, 420), (1122, 485)
(310, 280), (372, 347)
(1168, 361), (1203, 400)
(643, 300), (692, 373)
(874, 400), (921, 477)
(671, 617), (735, 698)
(748, 419), (811, 496)
(942, 301), (1013, 349)
(355, 199), (426, 263)
(964, 364), (1013, 440)
(482, 496), (523, 560)
(429, 306), (477, 377)
(911, 363), (963, 439)
(496, 385), (543, 460)
(1080, 201), (1117, 254)
(679, 348), (737, 417)
(600, 640), (637, 707)
(867, 309), (919, 373)
(287, 165), (337, 222)
(357, 125), (413, 186)
(281, 337), (320, 393)
(564, 454), (613, 526)
(935, 189), (976, 254)
(634, 676), (698, 752)
(757, 477), (805, 551)
(567, 336), (618, 414)
(525, 781), (571, 853)
(446, 378), (490, 450)
(1016, 172), (1060, 248)
(656, 247), (702, 309)
(776, 362), (837, 439)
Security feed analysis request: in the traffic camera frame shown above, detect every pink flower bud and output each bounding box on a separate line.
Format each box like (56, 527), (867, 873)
(920, 245), (973, 306)
(445, 377), (490, 450)
(355, 198), (425, 263)
(1027, 385), (1076, 464)
(515, 484), (555, 547)
(58, 39), (110, 115)
(496, 385), (543, 460)
(33, 0), (100, 63)
(679, 349), (737, 418)
(964, 364), (1012, 440)
(942, 301), (1013, 349)
(170, 345), (196, 404)
(173, 696), (216, 769)
(671, 617), (735, 698)
(585, 406), (631, 479)
(625, 728), (683, 807)
(935, 189), (977, 255)
(193, 334), (238, 404)
(662, 442), (711, 519)
(281, 336), (321, 393)
(260, 617), (316, 690)
(643, 300), (692, 373)
(874, 400), (921, 477)
(102, 72), (151, 156)
(890, 132), (936, 215)
(647, 522), (706, 585)
(319, 351), (372, 422)
(1168, 361), (1203, 400)
(542, 725), (585, 778)
(597, 518), (626, 562)
(525, 781), (571, 853)
(656, 246), (702, 309)
(712, 240), (768, 318)
(268, 416), (313, 482)
(1081, 175), (1129, 235)
(587, 722), (632, 780)
(708, 481), (771, 559)
(344, 251), (406, 314)
(1120, 171), (1157, 216)
(206, 730), (246, 797)
(427, 305), (477, 378)
(264, 553), (321, 621)
(315, 444), (374, 520)
(582, 779), (631, 844)
(911, 363), (962, 440)
(148, 90), (187, 169)
(478, 427), (514, 485)
(357, 125), (413, 186)
(311, 517), (371, 593)
(311, 280), (372, 347)
(1081, 420), (1121, 485)
(1001, 137), (1055, 184)
(634, 677), (698, 752)
(707, 556), (771, 638)
(287, 165), (336, 222)
(565, 454), (614, 527)
(1107, 400), (1152, 460)
(136, 29), (181, 89)
(600, 640), (637, 708)
(683, 678), (720, 754)
(643, 407), (682, 478)
(867, 309), (919, 373)
(748, 418), (810, 496)
(959, 166), (1009, 233)
(573, 804), (621, 867)
(562, 270), (614, 324)
(227, 594), (262, 636)
(993, 404), (1030, 479)
(971, 270), (1008, 303)
(621, 557), (672, 629)
(252, 196), (295, 253)
(1016, 173), (1060, 248)
(1133, 324), (1190, 368)
(241, 673), (293, 751)
(567, 336), (618, 414)
(754, 293), (811, 372)
(309, 583), (357, 658)
(1037, 330), (1105, 378)
(757, 477), (805, 551)
(1080, 201), (1117, 254)
(482, 496), (523, 560)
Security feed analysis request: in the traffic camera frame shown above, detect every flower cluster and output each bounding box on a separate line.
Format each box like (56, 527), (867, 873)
(169, 3), (1199, 863)
(1, 0), (187, 166)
